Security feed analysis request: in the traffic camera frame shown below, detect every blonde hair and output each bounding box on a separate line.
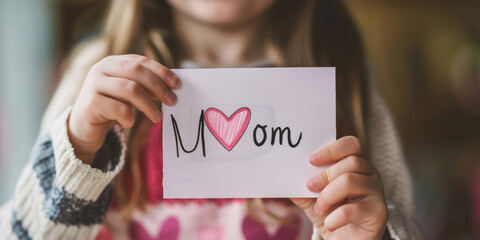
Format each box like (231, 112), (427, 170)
(97, 0), (369, 223)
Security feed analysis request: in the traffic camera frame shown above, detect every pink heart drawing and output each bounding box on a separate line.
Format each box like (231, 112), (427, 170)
(205, 107), (251, 151)
(129, 216), (180, 240)
(242, 215), (301, 240)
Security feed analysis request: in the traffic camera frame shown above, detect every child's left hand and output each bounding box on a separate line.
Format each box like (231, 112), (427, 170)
(290, 136), (388, 240)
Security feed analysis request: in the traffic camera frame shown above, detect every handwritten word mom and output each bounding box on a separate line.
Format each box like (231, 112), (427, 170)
(170, 107), (303, 158)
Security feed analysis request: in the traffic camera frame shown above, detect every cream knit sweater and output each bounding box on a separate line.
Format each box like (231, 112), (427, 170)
(0, 40), (422, 239)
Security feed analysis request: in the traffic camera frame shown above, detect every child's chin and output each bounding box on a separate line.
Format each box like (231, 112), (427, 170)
(191, 7), (251, 25)
(169, 0), (276, 27)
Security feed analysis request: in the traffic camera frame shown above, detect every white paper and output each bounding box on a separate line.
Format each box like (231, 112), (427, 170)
(162, 67), (336, 198)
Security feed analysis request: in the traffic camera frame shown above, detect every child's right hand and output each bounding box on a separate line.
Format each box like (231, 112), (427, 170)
(68, 54), (179, 165)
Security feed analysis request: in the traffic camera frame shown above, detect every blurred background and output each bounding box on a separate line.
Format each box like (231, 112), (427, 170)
(1, 0), (479, 239)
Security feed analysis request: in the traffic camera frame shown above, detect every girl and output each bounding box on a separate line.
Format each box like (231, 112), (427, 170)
(0, 0), (421, 239)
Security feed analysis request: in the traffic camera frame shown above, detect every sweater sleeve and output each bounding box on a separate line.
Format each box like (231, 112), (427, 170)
(0, 107), (126, 240)
(366, 70), (423, 239)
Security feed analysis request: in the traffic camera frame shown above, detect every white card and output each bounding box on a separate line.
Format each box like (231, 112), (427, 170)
(162, 67), (336, 198)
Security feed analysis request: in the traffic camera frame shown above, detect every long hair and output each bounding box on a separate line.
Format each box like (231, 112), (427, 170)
(99, 0), (369, 222)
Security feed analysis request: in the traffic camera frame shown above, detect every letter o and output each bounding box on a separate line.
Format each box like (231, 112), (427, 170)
(253, 124), (267, 146)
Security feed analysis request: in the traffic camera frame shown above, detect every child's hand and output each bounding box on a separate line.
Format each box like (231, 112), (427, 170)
(69, 55), (179, 164)
(290, 136), (388, 240)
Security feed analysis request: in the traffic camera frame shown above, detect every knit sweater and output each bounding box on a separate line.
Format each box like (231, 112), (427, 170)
(0, 40), (422, 239)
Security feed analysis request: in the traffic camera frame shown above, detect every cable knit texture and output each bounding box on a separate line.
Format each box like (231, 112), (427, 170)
(0, 107), (126, 240)
(368, 83), (414, 216)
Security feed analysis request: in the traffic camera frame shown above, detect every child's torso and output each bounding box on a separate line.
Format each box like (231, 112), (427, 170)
(98, 123), (313, 240)
(102, 200), (313, 240)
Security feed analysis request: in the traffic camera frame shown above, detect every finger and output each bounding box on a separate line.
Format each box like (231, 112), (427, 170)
(314, 173), (379, 216)
(98, 56), (177, 105)
(323, 203), (367, 231)
(289, 198), (328, 230)
(307, 155), (375, 192)
(94, 95), (135, 128)
(120, 54), (180, 88)
(309, 136), (363, 166)
(96, 77), (162, 123)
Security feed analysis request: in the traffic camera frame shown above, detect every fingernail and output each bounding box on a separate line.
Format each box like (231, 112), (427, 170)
(164, 91), (177, 105)
(168, 73), (179, 86)
(309, 154), (317, 164)
(156, 111), (163, 123)
(307, 178), (318, 191)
